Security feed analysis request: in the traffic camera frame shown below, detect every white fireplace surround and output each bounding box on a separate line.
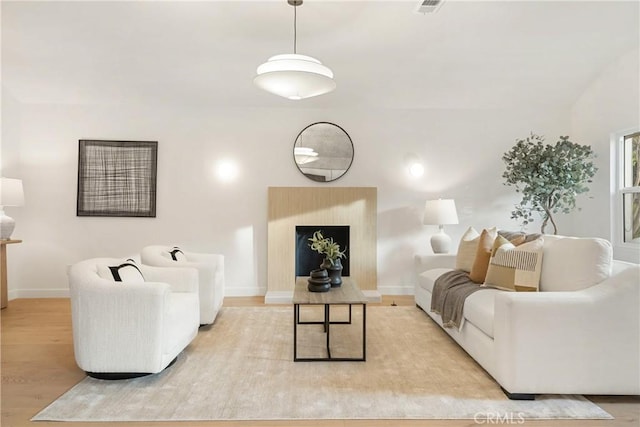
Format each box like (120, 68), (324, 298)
(266, 187), (379, 304)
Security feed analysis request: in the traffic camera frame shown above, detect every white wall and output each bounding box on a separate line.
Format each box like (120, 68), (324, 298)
(3, 98), (571, 299)
(569, 48), (640, 262)
(1, 89), (24, 300)
(1, 89), (21, 174)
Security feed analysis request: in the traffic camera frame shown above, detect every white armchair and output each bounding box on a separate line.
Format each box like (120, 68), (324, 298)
(141, 245), (224, 325)
(68, 258), (200, 379)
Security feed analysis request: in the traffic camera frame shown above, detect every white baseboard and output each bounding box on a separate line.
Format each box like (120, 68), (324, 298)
(9, 289), (70, 300)
(225, 287), (266, 297)
(264, 291), (292, 304)
(363, 290), (382, 303)
(377, 285), (415, 296)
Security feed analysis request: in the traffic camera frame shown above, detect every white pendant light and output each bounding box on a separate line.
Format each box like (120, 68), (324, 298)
(254, 0), (336, 100)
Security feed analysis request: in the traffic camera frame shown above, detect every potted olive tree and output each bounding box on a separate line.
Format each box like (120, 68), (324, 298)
(502, 133), (598, 234)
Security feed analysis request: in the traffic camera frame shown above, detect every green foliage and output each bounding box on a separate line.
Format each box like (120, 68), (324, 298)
(502, 133), (598, 234)
(308, 230), (346, 265)
(632, 135), (640, 187)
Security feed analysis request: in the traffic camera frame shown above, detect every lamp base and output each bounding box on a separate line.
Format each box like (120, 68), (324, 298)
(430, 230), (452, 254)
(0, 210), (16, 240)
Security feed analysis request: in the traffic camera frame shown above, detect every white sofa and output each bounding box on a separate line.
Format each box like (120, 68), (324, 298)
(68, 258), (200, 379)
(415, 235), (640, 399)
(141, 245), (225, 325)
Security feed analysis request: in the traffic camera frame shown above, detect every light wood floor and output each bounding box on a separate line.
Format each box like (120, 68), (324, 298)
(2, 297), (639, 427)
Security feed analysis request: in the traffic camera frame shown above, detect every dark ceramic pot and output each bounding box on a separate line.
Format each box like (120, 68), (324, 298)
(320, 258), (343, 287)
(307, 277), (330, 293)
(308, 268), (330, 292)
(310, 269), (328, 279)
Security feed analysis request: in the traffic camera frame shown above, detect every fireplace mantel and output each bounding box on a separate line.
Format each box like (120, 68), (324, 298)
(266, 187), (379, 303)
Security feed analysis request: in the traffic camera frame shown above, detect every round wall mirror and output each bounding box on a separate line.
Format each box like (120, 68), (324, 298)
(293, 122), (354, 182)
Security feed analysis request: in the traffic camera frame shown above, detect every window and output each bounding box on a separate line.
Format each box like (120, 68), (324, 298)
(617, 130), (640, 245)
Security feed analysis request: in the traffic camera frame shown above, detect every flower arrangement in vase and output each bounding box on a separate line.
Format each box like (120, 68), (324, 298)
(308, 230), (346, 287)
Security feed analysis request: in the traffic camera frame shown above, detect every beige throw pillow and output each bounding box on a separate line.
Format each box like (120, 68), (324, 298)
(469, 228), (498, 283)
(497, 230), (541, 244)
(455, 227), (480, 272)
(484, 236), (544, 292)
(508, 234), (526, 246)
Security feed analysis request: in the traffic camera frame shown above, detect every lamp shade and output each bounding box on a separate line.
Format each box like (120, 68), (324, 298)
(423, 199), (458, 225)
(254, 54), (336, 100)
(0, 178), (24, 207)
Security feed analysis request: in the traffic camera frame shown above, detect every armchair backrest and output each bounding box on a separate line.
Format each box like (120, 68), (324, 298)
(69, 257), (144, 286)
(68, 257), (199, 291)
(141, 245), (224, 273)
(141, 245), (189, 265)
(140, 245), (225, 325)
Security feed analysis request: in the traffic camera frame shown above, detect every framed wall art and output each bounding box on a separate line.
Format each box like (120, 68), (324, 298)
(77, 140), (158, 217)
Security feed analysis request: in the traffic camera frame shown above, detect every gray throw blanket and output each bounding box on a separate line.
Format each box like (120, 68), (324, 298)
(430, 269), (487, 329)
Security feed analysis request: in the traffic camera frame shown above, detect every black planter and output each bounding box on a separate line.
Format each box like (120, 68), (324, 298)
(307, 269), (331, 292)
(320, 258), (343, 287)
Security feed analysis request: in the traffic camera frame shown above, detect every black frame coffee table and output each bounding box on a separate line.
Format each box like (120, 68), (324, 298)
(293, 276), (367, 362)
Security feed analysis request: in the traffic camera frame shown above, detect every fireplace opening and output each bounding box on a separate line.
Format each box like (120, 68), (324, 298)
(295, 226), (350, 277)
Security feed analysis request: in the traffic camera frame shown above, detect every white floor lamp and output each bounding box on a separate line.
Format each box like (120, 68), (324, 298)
(423, 199), (459, 254)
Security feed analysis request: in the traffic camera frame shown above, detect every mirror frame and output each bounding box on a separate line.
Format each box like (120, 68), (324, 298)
(293, 122), (354, 183)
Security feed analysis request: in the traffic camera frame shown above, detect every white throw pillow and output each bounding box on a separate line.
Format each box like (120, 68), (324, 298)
(168, 247), (188, 262)
(539, 237), (613, 291)
(98, 259), (145, 283)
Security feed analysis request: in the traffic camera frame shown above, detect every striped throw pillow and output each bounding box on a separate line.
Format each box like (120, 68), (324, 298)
(483, 236), (544, 292)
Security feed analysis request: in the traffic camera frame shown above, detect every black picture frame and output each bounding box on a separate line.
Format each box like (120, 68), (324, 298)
(77, 140), (158, 217)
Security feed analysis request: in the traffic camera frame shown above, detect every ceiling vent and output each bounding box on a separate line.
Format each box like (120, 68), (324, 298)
(415, 0), (445, 14)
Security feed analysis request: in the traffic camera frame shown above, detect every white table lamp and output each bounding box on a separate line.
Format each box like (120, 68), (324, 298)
(423, 199), (458, 254)
(0, 178), (25, 240)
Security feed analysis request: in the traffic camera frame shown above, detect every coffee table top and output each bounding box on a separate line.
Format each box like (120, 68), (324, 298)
(293, 276), (368, 305)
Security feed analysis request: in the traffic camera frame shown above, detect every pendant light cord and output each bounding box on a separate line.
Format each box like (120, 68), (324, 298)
(293, 3), (297, 54)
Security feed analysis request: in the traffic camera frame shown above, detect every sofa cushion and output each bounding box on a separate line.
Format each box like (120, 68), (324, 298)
(484, 236), (544, 292)
(418, 268), (454, 293)
(463, 289), (501, 338)
(469, 228), (498, 283)
(540, 237), (613, 291)
(455, 226), (481, 272)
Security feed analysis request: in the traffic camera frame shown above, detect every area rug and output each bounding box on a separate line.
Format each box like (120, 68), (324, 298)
(33, 306), (612, 421)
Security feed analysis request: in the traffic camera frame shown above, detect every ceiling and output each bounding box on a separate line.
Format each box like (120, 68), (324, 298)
(2, 0), (639, 110)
